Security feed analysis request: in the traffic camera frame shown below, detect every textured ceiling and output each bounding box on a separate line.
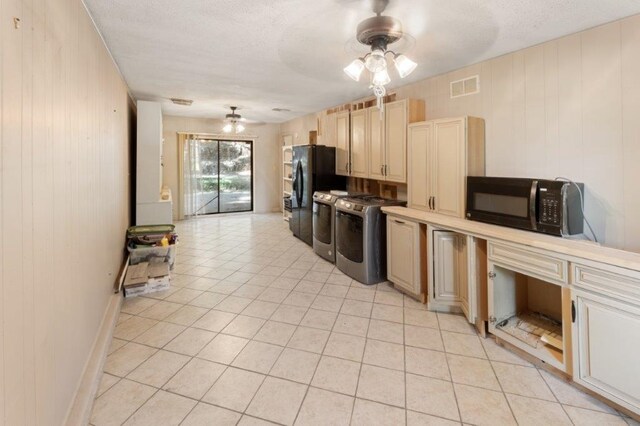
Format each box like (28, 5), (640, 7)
(84, 0), (640, 123)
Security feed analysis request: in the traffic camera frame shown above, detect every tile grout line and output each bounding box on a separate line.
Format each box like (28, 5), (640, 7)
(480, 332), (519, 424)
(101, 215), (613, 425)
(233, 264), (328, 424)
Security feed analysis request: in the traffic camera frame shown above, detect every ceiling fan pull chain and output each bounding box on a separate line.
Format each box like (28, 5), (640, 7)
(373, 84), (385, 115)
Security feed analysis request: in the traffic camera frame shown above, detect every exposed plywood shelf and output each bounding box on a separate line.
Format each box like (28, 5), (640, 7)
(496, 311), (564, 367)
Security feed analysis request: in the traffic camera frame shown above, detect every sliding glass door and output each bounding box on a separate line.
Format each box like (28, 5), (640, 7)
(183, 137), (253, 216)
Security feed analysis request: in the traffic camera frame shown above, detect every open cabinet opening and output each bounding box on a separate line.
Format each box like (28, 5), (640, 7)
(492, 265), (565, 368)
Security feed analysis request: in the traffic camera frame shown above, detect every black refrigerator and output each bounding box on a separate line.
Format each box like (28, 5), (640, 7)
(289, 145), (345, 246)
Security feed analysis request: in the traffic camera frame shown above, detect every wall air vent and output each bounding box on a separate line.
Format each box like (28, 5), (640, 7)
(450, 75), (480, 99)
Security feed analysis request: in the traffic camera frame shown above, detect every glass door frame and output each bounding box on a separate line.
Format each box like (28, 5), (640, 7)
(178, 133), (254, 218)
(215, 138), (254, 214)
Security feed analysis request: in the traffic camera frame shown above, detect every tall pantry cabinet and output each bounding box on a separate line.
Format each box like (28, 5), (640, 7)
(408, 116), (485, 217)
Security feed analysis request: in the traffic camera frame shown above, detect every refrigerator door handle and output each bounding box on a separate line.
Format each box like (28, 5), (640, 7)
(296, 161), (304, 205)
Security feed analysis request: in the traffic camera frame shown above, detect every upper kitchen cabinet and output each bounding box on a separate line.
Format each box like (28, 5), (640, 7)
(368, 99), (425, 183)
(335, 110), (350, 176)
(350, 109), (369, 178)
(408, 116), (485, 218)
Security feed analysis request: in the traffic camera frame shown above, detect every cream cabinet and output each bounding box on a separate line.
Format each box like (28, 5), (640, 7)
(427, 225), (485, 330)
(428, 228), (468, 311)
(487, 242), (572, 373)
(572, 290), (640, 415)
(571, 263), (640, 416)
(368, 106), (385, 181)
(387, 216), (423, 298)
(350, 109), (369, 178)
(368, 99), (425, 183)
(335, 111), (350, 176)
(408, 116), (485, 217)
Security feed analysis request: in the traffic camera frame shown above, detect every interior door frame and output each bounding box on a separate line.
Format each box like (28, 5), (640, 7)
(177, 132), (255, 219)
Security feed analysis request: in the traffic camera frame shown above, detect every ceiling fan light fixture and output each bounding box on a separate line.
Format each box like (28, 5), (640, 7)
(343, 6), (419, 110)
(344, 58), (365, 81)
(222, 106), (246, 134)
(393, 54), (417, 78)
(372, 68), (391, 86)
(364, 48), (387, 73)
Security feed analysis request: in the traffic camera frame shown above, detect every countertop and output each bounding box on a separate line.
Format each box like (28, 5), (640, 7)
(381, 206), (640, 273)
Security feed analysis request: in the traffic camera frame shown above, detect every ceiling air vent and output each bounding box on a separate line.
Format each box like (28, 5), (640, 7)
(170, 98), (193, 106)
(450, 75), (479, 99)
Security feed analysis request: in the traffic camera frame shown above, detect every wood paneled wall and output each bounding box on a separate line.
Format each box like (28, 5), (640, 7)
(283, 15), (640, 252)
(393, 15), (640, 251)
(0, 0), (132, 423)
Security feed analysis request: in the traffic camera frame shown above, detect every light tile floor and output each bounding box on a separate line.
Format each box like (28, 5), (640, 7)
(91, 213), (636, 426)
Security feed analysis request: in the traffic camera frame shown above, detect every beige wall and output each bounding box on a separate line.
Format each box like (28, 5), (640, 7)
(0, 0), (132, 423)
(281, 15), (640, 252)
(162, 116), (281, 217)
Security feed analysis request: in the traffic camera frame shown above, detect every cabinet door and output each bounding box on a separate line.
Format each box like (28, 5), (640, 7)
(322, 113), (336, 147)
(387, 217), (420, 295)
(367, 106), (385, 180)
(350, 109), (368, 178)
(335, 111), (350, 176)
(385, 100), (408, 183)
(432, 118), (465, 217)
(408, 123), (431, 211)
(573, 290), (640, 413)
(432, 230), (463, 303)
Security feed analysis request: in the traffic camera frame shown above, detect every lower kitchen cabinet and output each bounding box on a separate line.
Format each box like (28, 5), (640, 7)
(430, 229), (465, 307)
(427, 225), (485, 330)
(386, 216), (424, 300)
(572, 289), (640, 414)
(382, 206), (640, 417)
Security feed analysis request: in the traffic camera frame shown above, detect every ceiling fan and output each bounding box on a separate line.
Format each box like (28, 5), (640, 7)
(222, 106), (246, 134)
(343, 0), (417, 108)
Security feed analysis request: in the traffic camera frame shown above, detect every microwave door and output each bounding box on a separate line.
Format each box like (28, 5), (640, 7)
(466, 177), (538, 231)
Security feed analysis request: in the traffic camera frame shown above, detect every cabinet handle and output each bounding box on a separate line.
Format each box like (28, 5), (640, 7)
(380, 165), (384, 175)
(571, 300), (576, 323)
(394, 219), (405, 224)
(384, 164), (388, 176)
(432, 197), (436, 210)
(428, 196), (433, 210)
(488, 271), (496, 279)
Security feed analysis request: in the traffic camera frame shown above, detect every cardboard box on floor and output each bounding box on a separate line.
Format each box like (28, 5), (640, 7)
(123, 261), (170, 297)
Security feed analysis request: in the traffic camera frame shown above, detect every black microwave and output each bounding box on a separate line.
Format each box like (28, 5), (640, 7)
(466, 176), (584, 237)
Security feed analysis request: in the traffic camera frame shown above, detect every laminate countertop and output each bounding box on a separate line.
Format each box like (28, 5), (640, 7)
(381, 206), (640, 273)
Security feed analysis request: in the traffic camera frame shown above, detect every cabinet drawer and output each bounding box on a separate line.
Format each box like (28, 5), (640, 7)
(573, 264), (640, 305)
(488, 242), (568, 284)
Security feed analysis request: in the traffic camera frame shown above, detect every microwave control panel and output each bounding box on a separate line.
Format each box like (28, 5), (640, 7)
(538, 184), (563, 226)
(540, 194), (561, 225)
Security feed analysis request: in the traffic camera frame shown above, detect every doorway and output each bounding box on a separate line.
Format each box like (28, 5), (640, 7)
(183, 137), (253, 216)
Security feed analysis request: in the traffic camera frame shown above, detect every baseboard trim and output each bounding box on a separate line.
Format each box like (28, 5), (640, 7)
(65, 292), (123, 426)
